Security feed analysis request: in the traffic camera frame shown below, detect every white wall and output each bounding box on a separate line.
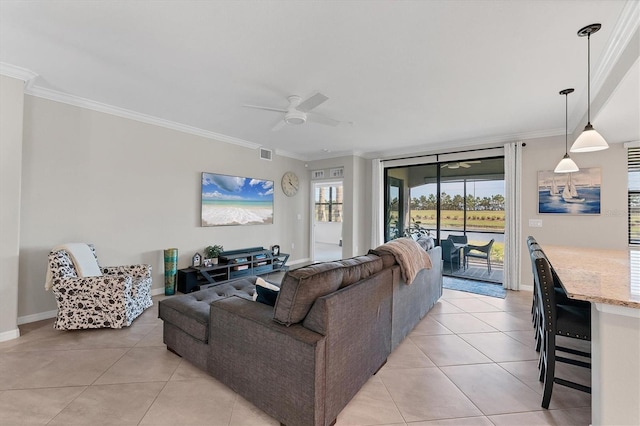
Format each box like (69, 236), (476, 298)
(519, 135), (628, 287)
(17, 96), (308, 320)
(0, 75), (24, 340)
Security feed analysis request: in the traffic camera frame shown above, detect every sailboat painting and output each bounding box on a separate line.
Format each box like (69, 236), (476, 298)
(538, 168), (601, 214)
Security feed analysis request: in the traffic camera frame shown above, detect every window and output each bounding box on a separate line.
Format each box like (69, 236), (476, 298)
(315, 185), (343, 222)
(629, 147), (640, 246)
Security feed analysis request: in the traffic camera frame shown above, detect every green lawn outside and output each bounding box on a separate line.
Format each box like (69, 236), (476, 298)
(390, 209), (505, 231)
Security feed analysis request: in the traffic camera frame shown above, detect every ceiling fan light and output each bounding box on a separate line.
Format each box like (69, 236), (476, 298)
(554, 154), (580, 173)
(570, 124), (609, 152)
(284, 110), (307, 125)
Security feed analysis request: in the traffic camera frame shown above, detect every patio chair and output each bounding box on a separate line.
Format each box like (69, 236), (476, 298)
(448, 234), (468, 245)
(440, 238), (460, 274)
(464, 239), (494, 273)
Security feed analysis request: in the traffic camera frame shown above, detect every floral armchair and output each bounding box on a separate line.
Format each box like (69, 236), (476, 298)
(48, 245), (153, 330)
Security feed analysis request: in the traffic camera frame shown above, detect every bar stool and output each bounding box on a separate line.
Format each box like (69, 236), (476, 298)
(531, 251), (591, 408)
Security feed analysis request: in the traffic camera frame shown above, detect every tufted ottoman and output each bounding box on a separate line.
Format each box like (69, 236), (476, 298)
(158, 276), (257, 370)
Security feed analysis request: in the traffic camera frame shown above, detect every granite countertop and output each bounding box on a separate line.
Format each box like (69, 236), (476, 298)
(544, 245), (640, 309)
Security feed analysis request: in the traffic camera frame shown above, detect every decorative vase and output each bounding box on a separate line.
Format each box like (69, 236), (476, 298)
(164, 248), (178, 295)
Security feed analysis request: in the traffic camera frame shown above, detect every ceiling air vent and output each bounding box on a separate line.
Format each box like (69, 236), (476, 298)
(259, 148), (272, 161)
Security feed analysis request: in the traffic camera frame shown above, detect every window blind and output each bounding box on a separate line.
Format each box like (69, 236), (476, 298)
(629, 147), (640, 246)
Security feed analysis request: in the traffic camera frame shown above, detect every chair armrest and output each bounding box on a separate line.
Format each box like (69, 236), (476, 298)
(209, 296), (325, 426)
(52, 275), (132, 296)
(464, 244), (483, 254)
(103, 264), (152, 280)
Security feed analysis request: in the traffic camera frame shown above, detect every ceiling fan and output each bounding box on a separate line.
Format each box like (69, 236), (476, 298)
(243, 92), (343, 131)
(441, 160), (482, 169)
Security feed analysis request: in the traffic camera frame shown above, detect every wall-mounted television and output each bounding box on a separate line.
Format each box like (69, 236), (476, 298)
(201, 172), (274, 226)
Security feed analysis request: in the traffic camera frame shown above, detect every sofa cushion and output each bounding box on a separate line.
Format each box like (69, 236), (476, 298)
(273, 255), (383, 326)
(273, 261), (344, 326)
(158, 278), (255, 343)
(339, 255), (383, 288)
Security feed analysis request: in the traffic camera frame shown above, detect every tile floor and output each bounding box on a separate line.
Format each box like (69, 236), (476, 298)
(0, 288), (591, 425)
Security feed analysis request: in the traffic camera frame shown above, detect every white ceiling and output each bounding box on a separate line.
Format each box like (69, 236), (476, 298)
(1, 0), (638, 161)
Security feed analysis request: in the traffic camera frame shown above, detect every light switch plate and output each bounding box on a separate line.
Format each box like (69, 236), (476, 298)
(529, 219), (543, 228)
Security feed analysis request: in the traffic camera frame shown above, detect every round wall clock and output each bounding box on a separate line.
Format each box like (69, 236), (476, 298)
(281, 171), (299, 197)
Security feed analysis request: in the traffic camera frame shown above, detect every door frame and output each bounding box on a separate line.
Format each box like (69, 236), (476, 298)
(309, 179), (344, 263)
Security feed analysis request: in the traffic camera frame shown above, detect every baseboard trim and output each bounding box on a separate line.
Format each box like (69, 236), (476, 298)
(151, 287), (166, 296)
(0, 327), (21, 342)
(17, 310), (57, 325)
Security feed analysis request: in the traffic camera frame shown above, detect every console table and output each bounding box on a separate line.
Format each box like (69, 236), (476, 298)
(177, 247), (289, 293)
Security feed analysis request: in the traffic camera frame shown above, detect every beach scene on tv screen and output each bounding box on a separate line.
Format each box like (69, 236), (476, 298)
(202, 172), (274, 226)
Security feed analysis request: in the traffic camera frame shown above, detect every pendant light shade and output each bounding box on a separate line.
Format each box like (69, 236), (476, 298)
(571, 23), (609, 153)
(555, 88), (579, 173)
(571, 124), (609, 152)
(555, 154), (579, 173)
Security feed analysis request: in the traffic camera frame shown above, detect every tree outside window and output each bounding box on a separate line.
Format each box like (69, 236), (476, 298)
(315, 185), (343, 222)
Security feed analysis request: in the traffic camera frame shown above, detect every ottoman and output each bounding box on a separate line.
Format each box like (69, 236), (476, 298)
(158, 276), (257, 370)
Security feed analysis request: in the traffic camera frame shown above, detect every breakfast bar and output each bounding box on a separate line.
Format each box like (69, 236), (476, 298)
(544, 246), (640, 426)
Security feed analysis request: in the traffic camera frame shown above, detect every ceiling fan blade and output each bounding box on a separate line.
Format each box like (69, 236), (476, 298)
(460, 163), (471, 168)
(243, 104), (288, 113)
(271, 120), (287, 131)
(307, 112), (340, 127)
(296, 92), (329, 112)
(441, 164), (449, 168)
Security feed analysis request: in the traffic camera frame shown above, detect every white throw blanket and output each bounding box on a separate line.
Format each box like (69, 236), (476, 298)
(45, 243), (103, 290)
(373, 238), (432, 284)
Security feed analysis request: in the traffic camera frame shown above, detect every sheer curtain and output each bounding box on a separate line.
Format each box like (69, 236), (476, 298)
(503, 142), (523, 290)
(371, 159), (384, 249)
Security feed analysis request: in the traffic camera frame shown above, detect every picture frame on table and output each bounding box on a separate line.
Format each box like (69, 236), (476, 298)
(271, 245), (280, 256)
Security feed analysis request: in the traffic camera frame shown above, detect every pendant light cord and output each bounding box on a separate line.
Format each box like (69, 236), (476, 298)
(587, 32), (591, 124)
(565, 92), (569, 154)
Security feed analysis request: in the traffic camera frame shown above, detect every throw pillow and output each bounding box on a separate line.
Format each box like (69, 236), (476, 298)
(256, 285), (279, 306)
(416, 236), (435, 251)
(252, 276), (280, 301)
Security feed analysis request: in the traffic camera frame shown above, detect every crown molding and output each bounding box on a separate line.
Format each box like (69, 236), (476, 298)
(363, 128), (565, 160)
(24, 85), (261, 150)
(591, 0), (640, 96)
(0, 62), (38, 83)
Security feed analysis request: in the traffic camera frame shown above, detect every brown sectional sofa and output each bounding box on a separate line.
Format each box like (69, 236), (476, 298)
(159, 246), (442, 426)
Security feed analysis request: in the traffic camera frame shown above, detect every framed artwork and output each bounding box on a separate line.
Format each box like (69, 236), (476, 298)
(201, 172), (274, 226)
(271, 245), (280, 256)
(538, 168), (601, 214)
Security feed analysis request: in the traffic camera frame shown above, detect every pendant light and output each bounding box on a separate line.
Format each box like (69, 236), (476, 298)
(555, 88), (579, 173)
(571, 23), (609, 152)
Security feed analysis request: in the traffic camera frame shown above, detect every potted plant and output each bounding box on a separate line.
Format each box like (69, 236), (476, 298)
(205, 244), (224, 265)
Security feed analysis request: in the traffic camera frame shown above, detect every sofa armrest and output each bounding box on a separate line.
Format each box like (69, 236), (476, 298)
(102, 264), (152, 281)
(209, 296), (326, 426)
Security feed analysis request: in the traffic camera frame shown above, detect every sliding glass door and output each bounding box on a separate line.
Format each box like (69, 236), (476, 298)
(384, 157), (505, 283)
